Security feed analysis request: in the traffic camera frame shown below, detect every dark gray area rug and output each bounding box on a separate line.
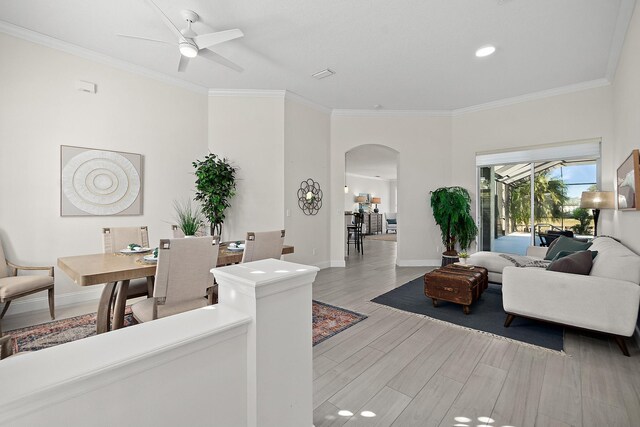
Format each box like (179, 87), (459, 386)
(371, 276), (564, 351)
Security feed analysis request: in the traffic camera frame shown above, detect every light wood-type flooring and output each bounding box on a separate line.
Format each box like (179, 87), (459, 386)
(3, 239), (640, 426)
(313, 239), (640, 427)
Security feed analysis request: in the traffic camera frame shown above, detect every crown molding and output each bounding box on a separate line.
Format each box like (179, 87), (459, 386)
(0, 20), (208, 95)
(451, 78), (612, 116)
(285, 91), (332, 114)
(208, 89), (332, 114)
(606, 0), (637, 81)
(332, 109), (452, 118)
(208, 88), (286, 98)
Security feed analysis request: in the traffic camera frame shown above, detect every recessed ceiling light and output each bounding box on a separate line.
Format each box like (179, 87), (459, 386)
(475, 45), (496, 58)
(312, 69), (335, 79)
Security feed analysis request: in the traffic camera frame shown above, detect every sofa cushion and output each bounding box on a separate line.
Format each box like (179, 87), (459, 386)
(544, 236), (592, 260)
(469, 251), (537, 273)
(589, 237), (640, 284)
(552, 250), (598, 261)
(547, 250), (594, 275)
(387, 218), (397, 224)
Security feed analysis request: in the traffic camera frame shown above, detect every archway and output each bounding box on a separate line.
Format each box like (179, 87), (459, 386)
(344, 144), (399, 260)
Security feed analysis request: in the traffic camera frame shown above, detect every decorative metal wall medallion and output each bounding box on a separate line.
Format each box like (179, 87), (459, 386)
(297, 178), (323, 215)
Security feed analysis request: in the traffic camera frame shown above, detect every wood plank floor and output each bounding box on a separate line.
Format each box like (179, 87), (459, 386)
(313, 239), (640, 427)
(3, 238), (639, 426)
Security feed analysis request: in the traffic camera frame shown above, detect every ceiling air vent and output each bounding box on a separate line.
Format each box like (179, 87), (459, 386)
(312, 69), (335, 80)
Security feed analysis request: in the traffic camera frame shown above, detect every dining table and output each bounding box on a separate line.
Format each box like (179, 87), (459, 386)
(57, 242), (294, 334)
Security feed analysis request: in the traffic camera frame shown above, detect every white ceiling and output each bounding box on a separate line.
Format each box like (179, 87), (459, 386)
(0, 0), (635, 110)
(347, 145), (398, 180)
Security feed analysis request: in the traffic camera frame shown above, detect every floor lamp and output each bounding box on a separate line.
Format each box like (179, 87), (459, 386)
(580, 191), (615, 236)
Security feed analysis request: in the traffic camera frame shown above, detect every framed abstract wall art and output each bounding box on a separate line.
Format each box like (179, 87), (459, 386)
(60, 145), (143, 216)
(616, 149), (640, 210)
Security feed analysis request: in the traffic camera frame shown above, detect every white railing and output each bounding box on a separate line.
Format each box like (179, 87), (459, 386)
(0, 259), (318, 427)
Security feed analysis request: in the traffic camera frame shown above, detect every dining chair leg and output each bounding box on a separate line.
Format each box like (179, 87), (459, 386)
(48, 287), (55, 320)
(146, 276), (155, 298)
(0, 300), (10, 319)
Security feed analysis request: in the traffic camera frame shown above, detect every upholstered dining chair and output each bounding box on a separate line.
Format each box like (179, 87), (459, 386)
(385, 212), (397, 234)
(0, 238), (55, 320)
(102, 226), (152, 298)
(131, 236), (219, 323)
(241, 230), (286, 263)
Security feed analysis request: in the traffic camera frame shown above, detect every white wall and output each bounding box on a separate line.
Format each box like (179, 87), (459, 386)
(330, 115), (452, 266)
(284, 98), (331, 268)
(0, 33), (208, 313)
(451, 85), (615, 248)
(344, 174), (392, 216)
(613, 2), (640, 254)
(208, 95), (285, 242)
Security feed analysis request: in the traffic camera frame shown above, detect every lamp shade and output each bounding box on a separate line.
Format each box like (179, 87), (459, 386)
(355, 196), (367, 203)
(371, 197), (381, 204)
(580, 191), (615, 209)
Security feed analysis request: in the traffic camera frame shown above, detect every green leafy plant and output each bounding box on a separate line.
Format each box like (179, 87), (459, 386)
(571, 207), (592, 235)
(193, 153), (237, 236)
(173, 199), (204, 236)
(430, 186), (478, 254)
(508, 171), (568, 231)
(458, 251), (469, 259)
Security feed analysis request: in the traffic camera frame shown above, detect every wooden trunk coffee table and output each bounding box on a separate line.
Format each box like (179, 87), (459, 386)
(423, 264), (489, 314)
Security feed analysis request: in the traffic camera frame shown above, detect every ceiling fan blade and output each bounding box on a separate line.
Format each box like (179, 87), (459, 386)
(178, 55), (190, 72)
(200, 49), (244, 72)
(145, 0), (187, 42)
(116, 34), (173, 45)
(193, 29), (244, 50)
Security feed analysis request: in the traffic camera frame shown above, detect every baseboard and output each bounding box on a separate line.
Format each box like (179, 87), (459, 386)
(330, 260), (346, 268)
(396, 259), (441, 267)
(313, 261), (332, 270)
(3, 287), (103, 317)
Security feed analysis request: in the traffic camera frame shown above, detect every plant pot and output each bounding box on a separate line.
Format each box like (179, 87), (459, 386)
(441, 253), (459, 267)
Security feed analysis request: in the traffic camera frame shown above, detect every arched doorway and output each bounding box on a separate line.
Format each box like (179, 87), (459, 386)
(344, 145), (398, 260)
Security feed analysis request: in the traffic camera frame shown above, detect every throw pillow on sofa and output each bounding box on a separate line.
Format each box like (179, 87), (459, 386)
(552, 250), (598, 261)
(546, 250), (594, 275)
(544, 236), (593, 260)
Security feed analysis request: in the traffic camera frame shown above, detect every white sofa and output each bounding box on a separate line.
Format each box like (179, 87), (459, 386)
(469, 237), (640, 356)
(468, 245), (548, 284)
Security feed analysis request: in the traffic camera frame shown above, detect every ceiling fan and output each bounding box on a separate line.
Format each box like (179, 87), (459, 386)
(117, 0), (244, 72)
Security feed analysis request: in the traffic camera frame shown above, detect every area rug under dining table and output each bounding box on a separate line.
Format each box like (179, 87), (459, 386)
(371, 276), (564, 352)
(7, 300), (366, 353)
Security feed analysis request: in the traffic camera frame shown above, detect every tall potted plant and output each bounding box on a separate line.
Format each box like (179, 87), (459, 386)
(193, 153), (237, 236)
(430, 186), (478, 264)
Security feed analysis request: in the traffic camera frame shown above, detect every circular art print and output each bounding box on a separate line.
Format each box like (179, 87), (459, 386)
(62, 149), (141, 215)
(297, 178), (323, 215)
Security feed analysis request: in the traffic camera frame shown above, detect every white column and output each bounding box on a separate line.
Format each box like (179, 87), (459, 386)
(213, 259), (319, 427)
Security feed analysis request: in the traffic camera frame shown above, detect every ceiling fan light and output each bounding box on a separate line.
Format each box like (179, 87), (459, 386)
(179, 42), (198, 58)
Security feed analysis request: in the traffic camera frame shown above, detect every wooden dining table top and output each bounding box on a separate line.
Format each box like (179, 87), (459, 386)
(57, 243), (295, 286)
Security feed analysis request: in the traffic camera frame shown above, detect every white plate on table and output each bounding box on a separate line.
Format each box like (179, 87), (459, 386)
(120, 247), (151, 254)
(143, 254), (158, 262)
(227, 243), (245, 252)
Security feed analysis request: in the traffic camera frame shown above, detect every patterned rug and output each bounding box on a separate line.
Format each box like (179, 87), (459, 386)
(6, 301), (366, 353)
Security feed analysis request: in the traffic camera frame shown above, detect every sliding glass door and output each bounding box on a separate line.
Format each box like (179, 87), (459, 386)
(477, 141), (600, 255)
